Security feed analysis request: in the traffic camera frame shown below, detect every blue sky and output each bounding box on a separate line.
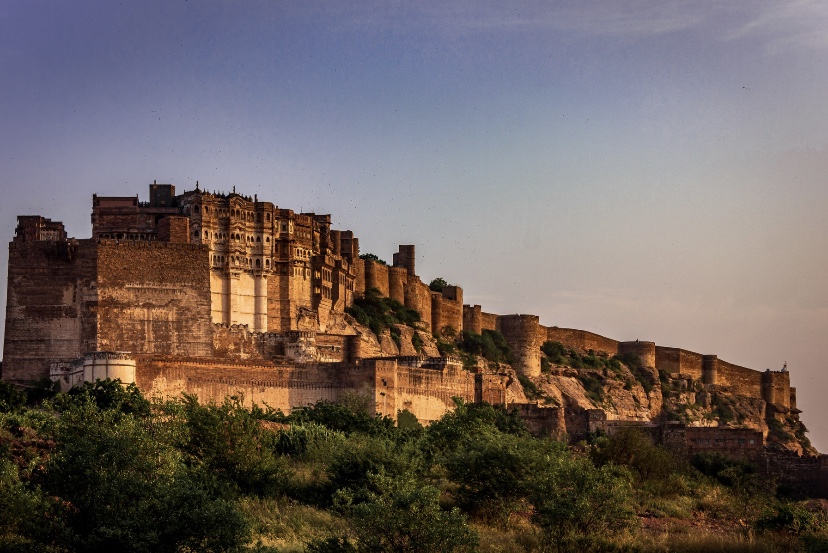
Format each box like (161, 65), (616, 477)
(2, 1), (828, 449)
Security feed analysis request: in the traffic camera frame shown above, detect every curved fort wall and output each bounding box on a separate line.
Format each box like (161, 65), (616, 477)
(497, 314), (542, 377)
(618, 341), (657, 368)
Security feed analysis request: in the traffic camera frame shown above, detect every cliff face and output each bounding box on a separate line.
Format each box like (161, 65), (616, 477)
(515, 349), (814, 455)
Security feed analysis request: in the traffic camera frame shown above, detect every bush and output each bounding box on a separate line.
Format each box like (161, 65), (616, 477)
(326, 434), (425, 499)
(577, 374), (604, 403)
(541, 341), (567, 359)
(346, 288), (421, 338)
(46, 406), (249, 553)
(288, 399), (395, 436)
(429, 277), (449, 292)
(531, 456), (635, 552)
(590, 427), (678, 487)
(52, 379), (150, 417)
(446, 432), (563, 526)
(170, 395), (291, 497)
(459, 330), (512, 364)
(0, 381), (26, 413)
(426, 399), (528, 454)
(358, 253), (386, 265)
(331, 473), (478, 553)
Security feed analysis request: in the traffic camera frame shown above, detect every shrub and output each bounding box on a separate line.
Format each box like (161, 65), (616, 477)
(541, 341), (566, 359)
(577, 374), (604, 403)
(429, 277), (449, 292)
(459, 330), (512, 365)
(445, 432), (563, 526)
(288, 399), (395, 436)
(531, 456), (635, 552)
(46, 406), (249, 553)
(358, 253), (386, 265)
(331, 473), (478, 553)
(346, 288), (421, 338)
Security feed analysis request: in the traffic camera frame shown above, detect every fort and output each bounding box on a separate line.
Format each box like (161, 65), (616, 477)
(2, 183), (818, 483)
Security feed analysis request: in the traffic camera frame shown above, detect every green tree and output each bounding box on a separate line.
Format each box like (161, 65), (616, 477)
(288, 399), (394, 437)
(326, 434), (425, 500)
(428, 277), (449, 292)
(171, 395), (290, 497)
(358, 253), (386, 265)
(445, 432), (563, 526)
(531, 457), (635, 553)
(590, 427), (677, 485)
(0, 381), (26, 413)
(426, 399), (528, 455)
(331, 473), (478, 553)
(52, 379), (150, 417)
(46, 405), (249, 553)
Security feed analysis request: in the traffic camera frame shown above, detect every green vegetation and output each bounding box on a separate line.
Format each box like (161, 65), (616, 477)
(1, 381), (827, 552)
(357, 253), (386, 265)
(345, 288), (421, 338)
(459, 330), (513, 365)
(428, 277), (449, 292)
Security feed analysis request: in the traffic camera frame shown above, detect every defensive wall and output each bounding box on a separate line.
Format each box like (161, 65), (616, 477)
(135, 355), (494, 424)
(458, 305), (793, 418)
(96, 240), (214, 358)
(354, 246), (463, 337)
(3, 237), (98, 383)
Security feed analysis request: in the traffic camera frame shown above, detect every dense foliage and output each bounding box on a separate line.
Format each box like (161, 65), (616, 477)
(1, 380), (827, 552)
(345, 288), (421, 342)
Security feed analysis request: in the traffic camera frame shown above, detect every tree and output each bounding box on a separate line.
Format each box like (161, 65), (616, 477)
(331, 473), (478, 553)
(359, 253), (386, 265)
(428, 278), (449, 292)
(426, 399), (528, 455)
(170, 395), (290, 497)
(531, 457), (635, 553)
(445, 432), (563, 526)
(46, 405), (249, 553)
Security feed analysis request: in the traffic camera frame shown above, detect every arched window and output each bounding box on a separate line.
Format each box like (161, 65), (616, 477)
(194, 205), (200, 214)
(265, 237), (270, 242)
(256, 259), (261, 268)
(256, 236), (261, 243)
(204, 231), (208, 238)
(265, 259), (270, 267)
(256, 213), (261, 223)
(266, 213), (271, 221)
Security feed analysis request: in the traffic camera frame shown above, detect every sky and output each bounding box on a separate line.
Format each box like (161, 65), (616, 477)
(2, 1), (827, 449)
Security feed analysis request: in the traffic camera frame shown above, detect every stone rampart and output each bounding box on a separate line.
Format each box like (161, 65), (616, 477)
(135, 356), (486, 424)
(363, 260), (390, 297)
(404, 277), (432, 330)
(618, 341), (657, 368)
(655, 346), (704, 380)
(498, 314), (542, 377)
(716, 359), (763, 398)
(388, 266), (407, 304)
(762, 370), (791, 410)
(96, 241), (213, 358)
(3, 239), (98, 383)
(545, 327), (619, 356)
(431, 293), (463, 336)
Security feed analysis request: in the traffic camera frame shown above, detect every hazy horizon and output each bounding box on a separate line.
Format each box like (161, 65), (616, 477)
(2, 1), (827, 450)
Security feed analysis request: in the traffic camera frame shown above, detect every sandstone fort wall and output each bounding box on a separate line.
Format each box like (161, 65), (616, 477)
(3, 239), (98, 382)
(96, 241), (213, 358)
(543, 327), (619, 356)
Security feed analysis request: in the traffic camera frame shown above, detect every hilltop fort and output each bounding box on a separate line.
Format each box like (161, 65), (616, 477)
(3, 182), (825, 494)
